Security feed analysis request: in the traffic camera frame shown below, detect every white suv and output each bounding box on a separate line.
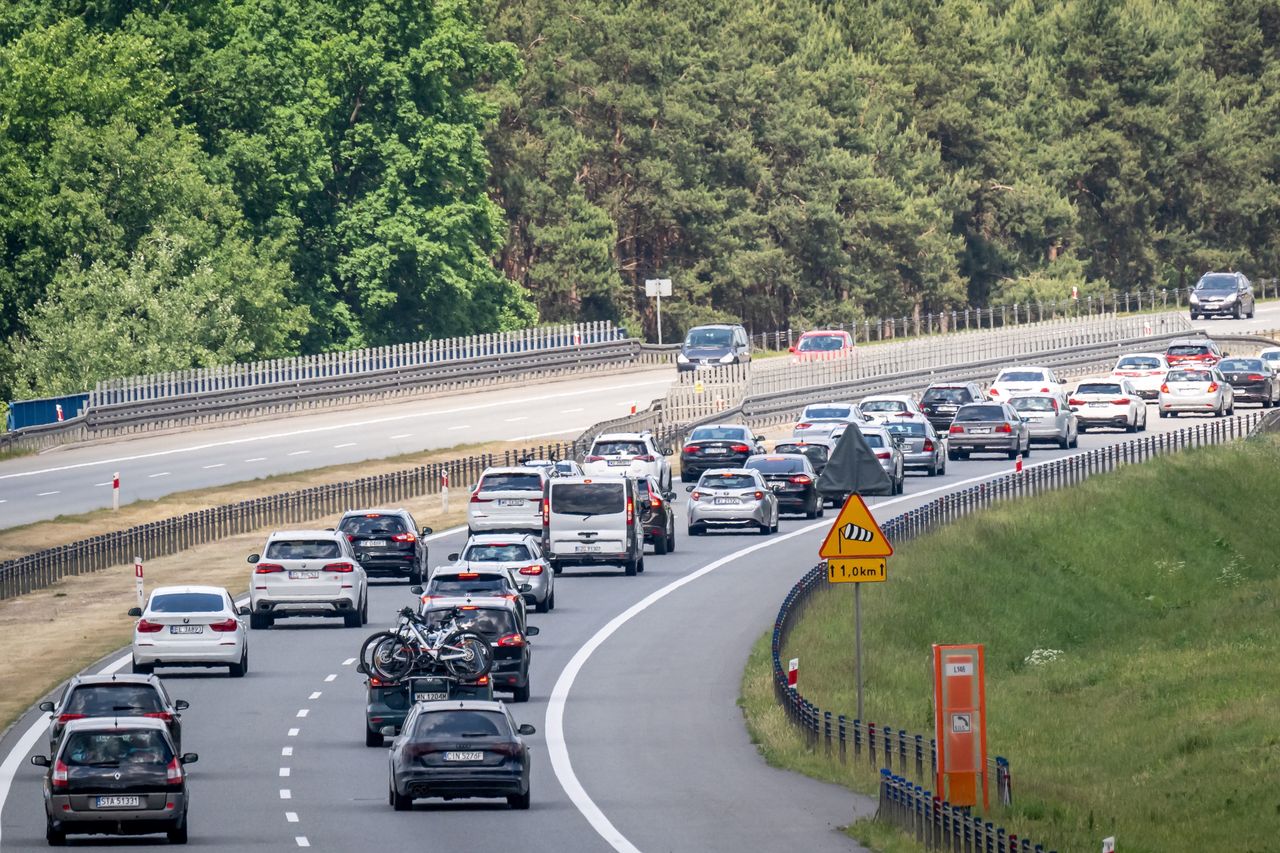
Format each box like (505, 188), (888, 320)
(581, 432), (672, 490)
(467, 467), (548, 535)
(247, 530), (367, 629)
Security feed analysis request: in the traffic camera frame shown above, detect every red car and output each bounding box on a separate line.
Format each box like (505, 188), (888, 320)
(789, 330), (854, 361)
(1164, 337), (1224, 368)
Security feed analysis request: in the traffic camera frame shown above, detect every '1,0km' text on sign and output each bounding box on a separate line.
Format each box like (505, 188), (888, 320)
(819, 494), (892, 583)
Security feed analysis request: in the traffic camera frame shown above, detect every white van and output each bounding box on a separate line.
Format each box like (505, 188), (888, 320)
(542, 476), (645, 576)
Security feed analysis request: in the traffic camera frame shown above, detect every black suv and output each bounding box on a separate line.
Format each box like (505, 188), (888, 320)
(679, 423), (765, 482)
(639, 475), (678, 554)
(40, 674), (188, 754)
(337, 509), (431, 584)
(920, 382), (985, 430)
(744, 453), (823, 518)
(677, 324), (751, 372)
(418, 597), (539, 702)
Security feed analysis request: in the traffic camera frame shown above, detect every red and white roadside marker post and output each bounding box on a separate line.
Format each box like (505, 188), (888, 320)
(55, 403), (64, 422)
(787, 658), (799, 690)
(112, 472), (120, 512)
(441, 470), (450, 513)
(134, 557), (144, 611)
(1015, 453), (1023, 473)
(628, 401), (638, 415)
(1102, 837), (1116, 853)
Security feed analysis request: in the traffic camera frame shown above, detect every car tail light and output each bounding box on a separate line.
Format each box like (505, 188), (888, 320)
(57, 713), (87, 724)
(584, 455), (603, 463)
(730, 444), (751, 453)
(753, 490), (765, 500)
(457, 572), (480, 579)
(626, 497), (634, 524)
(144, 711), (174, 723)
(949, 425), (964, 434)
(996, 423), (1013, 433)
(1112, 398), (1131, 405)
(51, 759), (69, 790)
(989, 388), (999, 395)
(789, 475), (812, 484)
(795, 422), (811, 430)
(690, 491), (702, 501)
(136, 619), (165, 633)
(1248, 373), (1265, 381)
(346, 534), (355, 542)
(1050, 399), (1060, 412)
(1160, 383), (1170, 393)
(896, 411), (912, 417)
(1040, 387), (1050, 392)
(1067, 398), (1083, 406)
(470, 492), (490, 503)
(392, 532), (416, 543)
(208, 618), (239, 632)
(542, 498), (550, 526)
(496, 633), (526, 647)
(323, 562), (355, 573)
(683, 445), (699, 454)
(254, 563), (285, 574)
(1207, 382), (1219, 393)
(518, 565), (544, 576)
(165, 757), (184, 786)
(875, 451), (890, 460)
(923, 440), (934, 452)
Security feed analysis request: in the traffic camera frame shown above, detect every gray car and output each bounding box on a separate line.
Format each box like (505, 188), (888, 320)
(858, 426), (906, 494)
(442, 534), (554, 613)
(1189, 271), (1255, 320)
(686, 469), (780, 535)
(1009, 394), (1078, 449)
(883, 417), (946, 477)
(946, 402), (1032, 460)
(677, 324), (752, 371)
(792, 402), (869, 442)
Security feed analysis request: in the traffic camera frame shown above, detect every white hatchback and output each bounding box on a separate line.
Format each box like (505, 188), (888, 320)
(987, 365), (1066, 402)
(858, 395), (924, 424)
(467, 467), (548, 535)
(581, 432), (672, 490)
(247, 530), (368, 629)
(130, 585), (248, 677)
(1110, 352), (1169, 400)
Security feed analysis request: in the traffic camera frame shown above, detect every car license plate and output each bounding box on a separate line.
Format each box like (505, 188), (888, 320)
(938, 405), (957, 412)
(443, 751), (484, 762)
(497, 499), (525, 507)
(414, 692), (448, 702)
(607, 460), (631, 466)
(288, 571), (320, 579)
(1178, 388), (1199, 395)
(714, 497), (739, 505)
(969, 427), (991, 434)
(169, 625), (203, 634)
(95, 796), (140, 808)
(574, 544), (602, 553)
(1088, 402), (1107, 407)
(362, 540), (387, 547)
(704, 447), (727, 454)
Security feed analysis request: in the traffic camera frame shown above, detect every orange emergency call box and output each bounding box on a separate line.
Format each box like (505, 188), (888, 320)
(932, 644), (988, 809)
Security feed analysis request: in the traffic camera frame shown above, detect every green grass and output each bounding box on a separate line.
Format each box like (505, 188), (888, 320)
(741, 436), (1280, 853)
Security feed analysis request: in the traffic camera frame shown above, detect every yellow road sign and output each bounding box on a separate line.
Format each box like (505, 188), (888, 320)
(819, 494), (893, 559)
(827, 558), (887, 583)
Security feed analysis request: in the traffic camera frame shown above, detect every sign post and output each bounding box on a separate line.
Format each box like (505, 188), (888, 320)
(819, 494), (893, 722)
(644, 278), (673, 344)
(932, 643), (989, 808)
(134, 557), (144, 611)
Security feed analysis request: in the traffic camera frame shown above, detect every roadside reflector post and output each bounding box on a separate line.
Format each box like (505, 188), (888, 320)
(112, 472), (120, 512)
(441, 470), (450, 513)
(787, 657), (799, 689)
(1102, 836), (1116, 853)
(1015, 453), (1023, 473)
(134, 557), (144, 610)
(55, 403), (64, 422)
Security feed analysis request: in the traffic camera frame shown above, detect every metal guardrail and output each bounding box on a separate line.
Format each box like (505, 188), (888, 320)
(768, 412), (1266, 853)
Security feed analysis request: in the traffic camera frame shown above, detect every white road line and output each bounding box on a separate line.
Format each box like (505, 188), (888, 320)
(504, 417), (529, 422)
(545, 467), (1020, 853)
(282, 747), (293, 757)
(511, 426), (588, 441)
(296, 837), (310, 848)
(279, 767), (291, 777)
(0, 378), (673, 481)
(389, 433), (413, 439)
(296, 709), (309, 718)
(324, 674), (337, 682)
(333, 442), (357, 449)
(36, 491), (59, 496)
(447, 424), (471, 430)
(561, 407), (585, 413)
(148, 472), (170, 478)
(280, 789), (292, 800)
(202, 463), (225, 469)
(288, 728), (300, 737)
(245, 457), (267, 463)
(342, 657), (356, 666)
(285, 812), (298, 823)
(0, 499), (6, 504)
(287, 450), (311, 456)
(94, 481), (112, 487)
(308, 691), (321, 700)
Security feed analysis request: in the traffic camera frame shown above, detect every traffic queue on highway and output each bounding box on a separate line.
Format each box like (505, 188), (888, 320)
(25, 332), (1275, 844)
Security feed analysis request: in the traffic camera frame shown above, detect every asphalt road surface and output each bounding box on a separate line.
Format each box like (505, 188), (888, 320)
(0, 404), (1249, 852)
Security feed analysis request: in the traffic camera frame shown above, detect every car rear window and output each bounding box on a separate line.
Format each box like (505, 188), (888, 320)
(774, 443), (829, 463)
(1076, 383), (1122, 395)
(997, 371), (1046, 382)
(339, 515), (408, 535)
(1010, 397), (1057, 412)
(425, 607), (517, 637)
(479, 473), (543, 492)
(265, 540), (341, 560)
(427, 575), (510, 596)
(65, 685), (164, 715)
(802, 406), (852, 420)
(861, 399), (908, 412)
(1116, 357), (1161, 369)
(463, 543), (533, 562)
(922, 387), (971, 404)
(150, 592), (224, 613)
(955, 405), (1005, 422)
(1261, 351), (1280, 364)
(412, 710), (511, 739)
(698, 473), (759, 488)
(61, 730), (173, 767)
(1167, 369), (1212, 382)
(862, 434), (887, 448)
(745, 457), (806, 474)
(590, 440), (647, 457)
(885, 422), (926, 437)
(1218, 359), (1263, 372)
(551, 483), (625, 514)
(1167, 345), (1211, 356)
(689, 426), (749, 441)
(796, 334), (846, 352)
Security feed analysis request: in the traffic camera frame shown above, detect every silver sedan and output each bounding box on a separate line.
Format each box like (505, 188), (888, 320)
(686, 469), (780, 535)
(1009, 394), (1077, 449)
(883, 418), (946, 477)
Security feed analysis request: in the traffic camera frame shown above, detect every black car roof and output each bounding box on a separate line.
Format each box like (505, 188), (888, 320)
(68, 674), (159, 687)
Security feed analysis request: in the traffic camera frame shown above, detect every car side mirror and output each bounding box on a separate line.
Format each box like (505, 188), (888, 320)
(409, 585), (424, 595)
(420, 527), (433, 537)
(30, 755), (49, 768)
(663, 491), (676, 501)
(1070, 406), (1080, 413)
(1222, 351), (1230, 357)
(38, 701), (55, 713)
(518, 583), (533, 593)
(247, 554), (260, 564)
(518, 723), (537, 736)
(685, 485), (694, 492)
(754, 435), (765, 442)
(238, 605), (250, 616)
(180, 753), (199, 765)
(174, 700), (190, 711)
(447, 553), (460, 562)
(662, 447), (674, 456)
(526, 626), (541, 637)
(788, 346), (796, 353)
(127, 607), (142, 617)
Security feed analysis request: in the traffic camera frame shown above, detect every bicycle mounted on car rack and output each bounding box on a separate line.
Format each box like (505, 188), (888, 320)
(358, 606), (494, 683)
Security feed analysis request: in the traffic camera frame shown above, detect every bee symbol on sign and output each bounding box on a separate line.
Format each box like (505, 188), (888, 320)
(841, 523), (875, 543)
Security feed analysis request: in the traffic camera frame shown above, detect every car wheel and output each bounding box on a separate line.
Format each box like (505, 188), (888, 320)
(687, 524), (702, 537)
(512, 682), (531, 702)
(1007, 448), (1019, 460)
(536, 595), (551, 614)
(1078, 423), (1088, 433)
(1126, 419), (1136, 433)
(1058, 432), (1069, 449)
(391, 785), (412, 811)
(666, 525), (676, 553)
(636, 556), (645, 574)
(550, 561), (563, 575)
(653, 530), (669, 555)
(229, 648), (248, 679)
(548, 590), (556, 611)
(131, 659), (154, 675)
(625, 557), (638, 576)
(758, 520), (771, 535)
(805, 502), (818, 520)
(343, 605), (363, 628)
(46, 821), (66, 846)
(947, 450), (959, 461)
(249, 613), (272, 630)
(816, 502), (825, 517)
(361, 594), (369, 625)
(408, 567), (423, 586)
(366, 727), (384, 748)
(1069, 432), (1079, 447)
(508, 788), (531, 810)
(167, 815), (188, 845)
(1233, 303), (1242, 319)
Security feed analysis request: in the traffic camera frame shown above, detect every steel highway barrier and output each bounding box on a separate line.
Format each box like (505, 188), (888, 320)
(768, 411), (1267, 853)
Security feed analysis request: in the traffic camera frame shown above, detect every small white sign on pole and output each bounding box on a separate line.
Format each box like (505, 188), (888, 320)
(644, 279), (673, 345)
(134, 557), (144, 610)
(1101, 837), (1115, 853)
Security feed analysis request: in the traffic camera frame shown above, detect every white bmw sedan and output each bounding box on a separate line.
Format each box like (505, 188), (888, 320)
(130, 585), (249, 677)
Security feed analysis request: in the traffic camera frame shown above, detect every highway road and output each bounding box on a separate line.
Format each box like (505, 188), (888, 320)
(0, 404), (1252, 852)
(0, 368), (675, 530)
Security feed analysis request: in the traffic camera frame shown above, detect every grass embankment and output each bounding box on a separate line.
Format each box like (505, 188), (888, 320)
(741, 437), (1280, 853)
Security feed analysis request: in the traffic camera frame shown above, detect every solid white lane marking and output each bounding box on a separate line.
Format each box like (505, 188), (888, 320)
(447, 424), (470, 430)
(342, 657), (356, 666)
(287, 450), (310, 456)
(288, 728), (300, 737)
(296, 709), (308, 718)
(561, 407), (585, 413)
(296, 837), (310, 848)
(280, 789), (292, 800)
(285, 812), (298, 823)
(282, 747), (293, 757)
(511, 426), (588, 441)
(545, 466), (1029, 853)
(37, 491), (59, 496)
(309, 691), (321, 700)
(324, 674), (337, 682)
(245, 457), (267, 463)
(148, 472), (170, 478)
(389, 433), (413, 439)
(0, 377), (674, 482)
(202, 463), (225, 469)
(333, 442), (357, 449)
(279, 767), (291, 777)
(504, 417), (529, 422)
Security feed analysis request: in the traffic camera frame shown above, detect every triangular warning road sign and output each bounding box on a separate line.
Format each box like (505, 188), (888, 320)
(818, 494), (893, 559)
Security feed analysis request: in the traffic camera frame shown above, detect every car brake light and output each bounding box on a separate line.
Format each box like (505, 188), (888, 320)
(989, 388), (999, 395)
(518, 565), (544, 575)
(1050, 399), (1059, 412)
(52, 759), (69, 789)
(875, 451), (890, 460)
(254, 563), (285, 574)
(136, 619), (165, 633)
(949, 425), (963, 434)
(470, 492), (490, 503)
(634, 454), (655, 462)
(392, 532), (416, 543)
(208, 618), (238, 632)
(584, 455), (603, 463)
(1040, 387), (1049, 392)
(323, 562), (355, 573)
(795, 422), (811, 429)
(730, 444), (751, 453)
(496, 633), (525, 647)
(457, 572), (480, 579)
(165, 757), (183, 786)
(459, 605), (478, 610)
(922, 440), (934, 452)
(627, 497), (634, 524)
(690, 491), (701, 501)
(753, 490), (765, 500)
(1160, 383), (1170, 393)
(1248, 373), (1265, 381)
(896, 411), (912, 417)
(1112, 398), (1131, 405)
(542, 497), (550, 526)
(57, 713), (87, 724)
(1207, 382), (1218, 393)
(996, 423), (1013, 433)
(789, 475), (812, 484)
(683, 445), (699, 454)
(1067, 398), (1082, 406)
(144, 711), (174, 723)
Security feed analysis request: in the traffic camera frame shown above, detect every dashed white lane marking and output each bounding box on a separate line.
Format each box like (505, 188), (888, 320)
(447, 424), (470, 430)
(342, 657), (356, 666)
(245, 457), (267, 463)
(504, 417), (529, 422)
(296, 837), (310, 848)
(37, 491), (59, 497)
(202, 463), (225, 469)
(280, 789), (292, 800)
(287, 450), (310, 456)
(279, 768), (291, 777)
(511, 427), (587, 441)
(285, 812), (298, 823)
(389, 433), (413, 439)
(296, 709), (309, 718)
(562, 407), (585, 413)
(288, 728), (300, 737)
(309, 691), (322, 700)
(0, 499), (6, 503)
(95, 481), (112, 487)
(333, 442), (357, 449)
(148, 472), (170, 478)
(282, 747), (293, 757)
(324, 674), (337, 682)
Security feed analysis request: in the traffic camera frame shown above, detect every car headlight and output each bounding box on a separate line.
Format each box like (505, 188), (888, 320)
(1223, 293), (1237, 302)
(1190, 294), (1200, 304)
(677, 353), (690, 364)
(719, 353), (735, 363)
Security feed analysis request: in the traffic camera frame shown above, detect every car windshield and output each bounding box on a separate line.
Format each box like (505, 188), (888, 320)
(955, 405), (1005, 422)
(265, 540), (341, 560)
(802, 406), (851, 420)
(861, 400), (907, 412)
(689, 426), (749, 441)
(479, 473), (542, 492)
(551, 483), (625, 515)
(1196, 274), (1237, 292)
(922, 388), (971, 404)
(797, 334), (845, 352)
(1116, 357), (1161, 370)
(1167, 345), (1211, 356)
(427, 575), (510, 596)
(1167, 369), (1212, 382)
(340, 515), (407, 536)
(745, 458), (807, 474)
(591, 441), (646, 456)
(685, 328), (733, 347)
(64, 685), (164, 715)
(1010, 397), (1057, 412)
(1218, 359), (1263, 372)
(884, 422), (926, 437)
(1076, 383), (1123, 395)
(149, 592), (224, 613)
(463, 543), (532, 562)
(424, 607), (517, 637)
(699, 472), (759, 488)
(61, 731), (173, 767)
(997, 371), (1046, 382)
(412, 710), (512, 740)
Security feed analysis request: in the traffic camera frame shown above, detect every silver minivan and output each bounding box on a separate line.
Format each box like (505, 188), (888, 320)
(542, 477), (645, 576)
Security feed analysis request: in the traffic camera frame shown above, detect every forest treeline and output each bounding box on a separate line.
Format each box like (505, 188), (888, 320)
(1, 0), (1277, 399)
